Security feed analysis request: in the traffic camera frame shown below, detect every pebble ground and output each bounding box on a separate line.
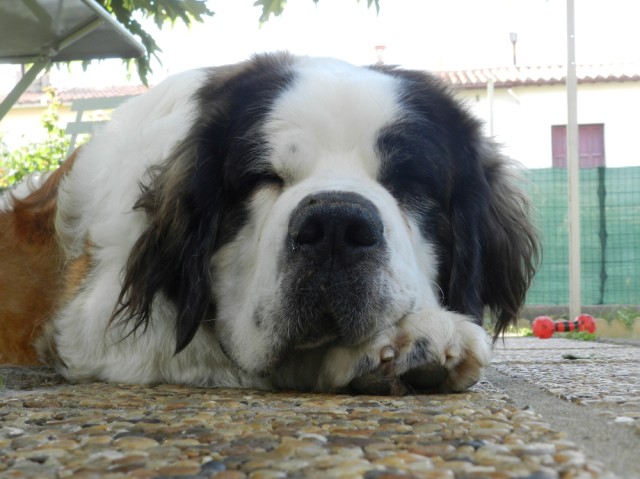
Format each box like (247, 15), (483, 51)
(1, 337), (637, 479)
(493, 338), (640, 424)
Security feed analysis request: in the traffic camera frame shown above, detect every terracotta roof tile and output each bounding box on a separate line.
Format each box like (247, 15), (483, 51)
(4, 64), (640, 107)
(436, 64), (640, 89)
(4, 84), (149, 106)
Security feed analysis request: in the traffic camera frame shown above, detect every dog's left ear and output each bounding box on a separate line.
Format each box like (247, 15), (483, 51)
(480, 144), (539, 336)
(446, 140), (539, 337)
(369, 65), (538, 335)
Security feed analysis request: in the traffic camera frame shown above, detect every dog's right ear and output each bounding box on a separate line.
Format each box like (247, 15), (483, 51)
(113, 52), (298, 354)
(110, 61), (242, 353)
(113, 136), (225, 353)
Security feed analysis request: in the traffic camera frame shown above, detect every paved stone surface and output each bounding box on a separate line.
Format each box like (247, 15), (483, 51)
(0, 337), (637, 478)
(493, 338), (640, 418)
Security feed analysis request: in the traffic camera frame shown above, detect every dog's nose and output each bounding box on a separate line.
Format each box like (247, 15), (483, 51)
(288, 191), (384, 268)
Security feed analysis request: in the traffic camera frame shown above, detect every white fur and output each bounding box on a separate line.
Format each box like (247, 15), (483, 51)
(50, 69), (212, 383)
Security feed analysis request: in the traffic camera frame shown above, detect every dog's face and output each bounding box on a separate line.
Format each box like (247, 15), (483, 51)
(118, 53), (536, 379)
(212, 58), (441, 373)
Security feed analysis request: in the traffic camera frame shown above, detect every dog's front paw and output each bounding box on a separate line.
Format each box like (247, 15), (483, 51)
(315, 333), (399, 394)
(393, 310), (493, 393)
(317, 309), (492, 394)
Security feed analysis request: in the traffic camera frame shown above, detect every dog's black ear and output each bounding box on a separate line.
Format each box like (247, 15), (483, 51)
(446, 140), (539, 337)
(479, 147), (539, 336)
(113, 137), (223, 353)
(369, 65), (538, 336)
(113, 53), (297, 354)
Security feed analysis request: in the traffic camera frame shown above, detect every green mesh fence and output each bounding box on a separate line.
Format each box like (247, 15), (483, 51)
(523, 166), (640, 306)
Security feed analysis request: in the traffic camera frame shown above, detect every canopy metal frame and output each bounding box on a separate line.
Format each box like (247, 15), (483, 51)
(0, 0), (145, 120)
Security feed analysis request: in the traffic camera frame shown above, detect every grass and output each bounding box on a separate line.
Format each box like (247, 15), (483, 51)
(516, 327), (533, 337)
(490, 323), (533, 337)
(563, 331), (598, 341)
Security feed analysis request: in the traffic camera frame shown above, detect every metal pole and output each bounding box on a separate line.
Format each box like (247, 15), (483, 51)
(0, 56), (51, 121)
(487, 78), (495, 136)
(566, 0), (581, 319)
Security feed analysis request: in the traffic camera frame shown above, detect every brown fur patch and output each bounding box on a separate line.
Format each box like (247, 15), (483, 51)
(0, 150), (84, 365)
(61, 246), (93, 304)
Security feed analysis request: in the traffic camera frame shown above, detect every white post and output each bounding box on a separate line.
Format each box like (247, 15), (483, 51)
(566, 0), (581, 320)
(487, 78), (495, 136)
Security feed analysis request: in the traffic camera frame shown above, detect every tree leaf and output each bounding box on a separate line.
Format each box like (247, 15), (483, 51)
(75, 0), (380, 84)
(254, 0), (287, 24)
(95, 0), (214, 84)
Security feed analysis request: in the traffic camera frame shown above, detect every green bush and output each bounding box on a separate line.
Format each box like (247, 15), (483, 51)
(0, 88), (69, 191)
(604, 307), (640, 331)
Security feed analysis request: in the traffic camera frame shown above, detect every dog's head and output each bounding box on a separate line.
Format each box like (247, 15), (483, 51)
(116, 53), (537, 375)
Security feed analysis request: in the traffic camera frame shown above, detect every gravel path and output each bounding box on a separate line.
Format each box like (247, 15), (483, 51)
(1, 337), (637, 478)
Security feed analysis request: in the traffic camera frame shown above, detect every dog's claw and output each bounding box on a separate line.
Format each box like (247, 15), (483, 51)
(380, 345), (395, 362)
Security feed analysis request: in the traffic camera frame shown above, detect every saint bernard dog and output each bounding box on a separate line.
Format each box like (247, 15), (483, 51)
(0, 53), (538, 394)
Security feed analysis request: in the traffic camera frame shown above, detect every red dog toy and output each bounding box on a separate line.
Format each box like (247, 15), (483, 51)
(532, 314), (596, 339)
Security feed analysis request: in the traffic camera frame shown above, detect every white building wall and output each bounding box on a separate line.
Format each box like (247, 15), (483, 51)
(456, 82), (640, 169)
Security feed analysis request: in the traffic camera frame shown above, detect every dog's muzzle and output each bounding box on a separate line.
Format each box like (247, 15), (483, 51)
(282, 191), (389, 348)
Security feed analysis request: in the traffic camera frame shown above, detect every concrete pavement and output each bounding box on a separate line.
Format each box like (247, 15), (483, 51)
(0, 337), (638, 478)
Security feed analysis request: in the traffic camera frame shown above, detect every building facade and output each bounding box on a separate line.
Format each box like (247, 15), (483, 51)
(437, 64), (640, 169)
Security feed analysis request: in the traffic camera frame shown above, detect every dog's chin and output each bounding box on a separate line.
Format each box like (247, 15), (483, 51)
(290, 309), (410, 353)
(294, 334), (339, 351)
